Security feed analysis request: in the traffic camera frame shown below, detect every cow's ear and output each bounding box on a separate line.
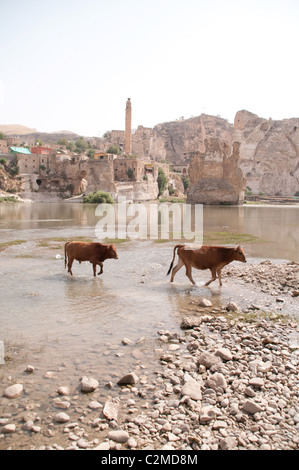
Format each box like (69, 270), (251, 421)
(236, 245), (241, 250)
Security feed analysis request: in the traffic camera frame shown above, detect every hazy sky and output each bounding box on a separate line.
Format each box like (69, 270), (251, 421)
(0, 0), (298, 137)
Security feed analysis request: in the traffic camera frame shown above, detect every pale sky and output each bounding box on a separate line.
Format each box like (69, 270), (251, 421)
(0, 0), (298, 137)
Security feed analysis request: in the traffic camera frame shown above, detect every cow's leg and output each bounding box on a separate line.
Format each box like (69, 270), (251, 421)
(97, 262), (103, 275)
(216, 267), (223, 286)
(170, 257), (184, 282)
(67, 257), (74, 276)
(205, 267), (217, 286)
(92, 263), (97, 277)
(185, 265), (196, 285)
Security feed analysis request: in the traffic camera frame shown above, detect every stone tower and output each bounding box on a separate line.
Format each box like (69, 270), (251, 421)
(125, 98), (132, 155)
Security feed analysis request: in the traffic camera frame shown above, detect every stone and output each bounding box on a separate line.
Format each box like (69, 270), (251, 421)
(117, 372), (139, 386)
(199, 406), (217, 423)
(2, 423), (16, 434)
(215, 347), (232, 361)
(181, 374), (202, 401)
(242, 400), (263, 414)
(24, 365), (34, 374)
(54, 412), (70, 423)
(198, 298), (212, 307)
(219, 436), (238, 450)
(121, 338), (133, 345)
(249, 377), (264, 388)
(197, 351), (221, 369)
(4, 383), (23, 399)
(206, 372), (227, 391)
(107, 430), (129, 443)
(57, 386), (70, 396)
(103, 400), (119, 421)
(225, 301), (240, 312)
(94, 442), (111, 450)
(80, 376), (99, 393)
(77, 438), (90, 449)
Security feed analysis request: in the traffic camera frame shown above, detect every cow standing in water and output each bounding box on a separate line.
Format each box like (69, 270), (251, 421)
(167, 244), (247, 286)
(64, 241), (118, 277)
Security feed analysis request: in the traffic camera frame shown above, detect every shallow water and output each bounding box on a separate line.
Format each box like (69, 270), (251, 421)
(0, 203), (298, 385)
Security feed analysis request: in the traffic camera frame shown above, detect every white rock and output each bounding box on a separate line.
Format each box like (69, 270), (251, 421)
(206, 372), (227, 391)
(103, 400), (119, 421)
(107, 430), (129, 443)
(122, 338), (133, 345)
(200, 406), (217, 422)
(215, 347), (232, 361)
(198, 298), (212, 307)
(80, 376), (99, 393)
(94, 441), (111, 450)
(77, 438), (90, 449)
(219, 436), (238, 450)
(57, 386), (70, 396)
(4, 383), (23, 399)
(198, 351), (220, 369)
(54, 412), (70, 423)
(249, 377), (264, 388)
(181, 374), (202, 401)
(2, 424), (16, 433)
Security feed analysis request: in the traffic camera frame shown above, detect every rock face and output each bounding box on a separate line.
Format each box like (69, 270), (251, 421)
(187, 138), (246, 205)
(234, 110), (299, 196)
(149, 114), (233, 164)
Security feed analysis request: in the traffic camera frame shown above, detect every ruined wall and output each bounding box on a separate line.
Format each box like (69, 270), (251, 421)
(187, 138), (246, 205)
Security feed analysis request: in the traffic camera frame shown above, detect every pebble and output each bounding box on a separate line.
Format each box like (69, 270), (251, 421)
(107, 430), (130, 443)
(54, 412), (70, 423)
(3, 384), (23, 399)
(80, 376), (99, 393)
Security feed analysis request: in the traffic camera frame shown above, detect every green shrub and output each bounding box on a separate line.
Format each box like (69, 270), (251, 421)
(83, 190), (114, 204)
(157, 167), (167, 196)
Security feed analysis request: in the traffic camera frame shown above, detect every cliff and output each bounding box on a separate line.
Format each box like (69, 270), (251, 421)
(149, 114), (233, 164)
(234, 110), (299, 196)
(187, 139), (246, 205)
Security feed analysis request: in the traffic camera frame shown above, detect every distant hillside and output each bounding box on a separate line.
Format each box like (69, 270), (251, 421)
(0, 124), (80, 142)
(0, 124), (37, 135)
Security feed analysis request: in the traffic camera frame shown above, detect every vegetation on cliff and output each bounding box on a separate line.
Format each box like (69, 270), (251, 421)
(83, 190), (114, 204)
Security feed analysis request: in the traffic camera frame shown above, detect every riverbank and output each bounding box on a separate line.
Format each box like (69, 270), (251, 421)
(0, 258), (298, 451)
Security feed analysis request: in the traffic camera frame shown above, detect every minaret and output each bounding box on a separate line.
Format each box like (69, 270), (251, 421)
(125, 98), (132, 155)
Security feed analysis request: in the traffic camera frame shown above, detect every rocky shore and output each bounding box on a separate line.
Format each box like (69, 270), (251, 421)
(0, 260), (298, 451)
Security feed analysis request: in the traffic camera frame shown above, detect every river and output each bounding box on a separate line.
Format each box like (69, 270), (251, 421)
(0, 202), (298, 444)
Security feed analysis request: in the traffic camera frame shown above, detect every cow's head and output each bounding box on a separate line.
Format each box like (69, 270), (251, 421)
(234, 246), (246, 263)
(106, 244), (118, 259)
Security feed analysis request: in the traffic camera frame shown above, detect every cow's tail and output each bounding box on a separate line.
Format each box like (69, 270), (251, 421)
(167, 244), (184, 276)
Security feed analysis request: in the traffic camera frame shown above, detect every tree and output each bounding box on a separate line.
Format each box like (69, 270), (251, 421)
(157, 167), (167, 196)
(87, 149), (95, 158)
(181, 175), (190, 191)
(106, 145), (121, 155)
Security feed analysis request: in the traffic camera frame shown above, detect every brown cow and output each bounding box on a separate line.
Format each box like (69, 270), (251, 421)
(167, 244), (246, 286)
(64, 241), (118, 277)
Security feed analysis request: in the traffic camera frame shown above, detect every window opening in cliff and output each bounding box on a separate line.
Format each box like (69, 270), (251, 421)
(36, 179), (42, 186)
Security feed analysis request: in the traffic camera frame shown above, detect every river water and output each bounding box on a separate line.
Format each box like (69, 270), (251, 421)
(0, 202), (298, 440)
